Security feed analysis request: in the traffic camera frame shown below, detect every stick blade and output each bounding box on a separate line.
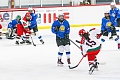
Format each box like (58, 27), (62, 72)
(68, 65), (78, 69)
(99, 62), (106, 65)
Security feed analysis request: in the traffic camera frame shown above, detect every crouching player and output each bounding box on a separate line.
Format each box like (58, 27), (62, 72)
(51, 13), (71, 66)
(6, 15), (21, 39)
(76, 28), (101, 72)
(15, 13), (32, 45)
(101, 11), (120, 49)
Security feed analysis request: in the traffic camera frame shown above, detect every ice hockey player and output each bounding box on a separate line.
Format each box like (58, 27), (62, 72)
(101, 11), (120, 49)
(19, 12), (32, 44)
(76, 28), (101, 72)
(7, 15), (22, 39)
(109, 2), (120, 39)
(51, 13), (71, 66)
(27, 7), (44, 44)
(0, 14), (4, 39)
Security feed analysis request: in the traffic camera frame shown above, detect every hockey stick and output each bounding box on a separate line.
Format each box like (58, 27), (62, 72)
(30, 35), (36, 46)
(69, 56), (84, 69)
(69, 39), (81, 49)
(69, 39), (83, 55)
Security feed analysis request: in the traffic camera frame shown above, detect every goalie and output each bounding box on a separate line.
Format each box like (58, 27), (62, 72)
(6, 15), (22, 39)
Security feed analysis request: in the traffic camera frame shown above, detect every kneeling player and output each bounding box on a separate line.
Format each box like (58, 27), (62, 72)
(101, 11), (120, 49)
(76, 28), (101, 71)
(15, 13), (31, 45)
(6, 15), (21, 39)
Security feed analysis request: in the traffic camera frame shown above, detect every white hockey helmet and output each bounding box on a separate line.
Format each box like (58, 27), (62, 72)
(110, 2), (116, 6)
(104, 11), (110, 14)
(28, 7), (33, 11)
(58, 13), (64, 17)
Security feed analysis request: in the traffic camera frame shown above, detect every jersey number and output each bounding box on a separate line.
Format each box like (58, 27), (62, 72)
(86, 39), (96, 47)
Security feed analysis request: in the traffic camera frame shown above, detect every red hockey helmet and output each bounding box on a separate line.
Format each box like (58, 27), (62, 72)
(25, 12), (31, 17)
(25, 12), (32, 20)
(79, 29), (86, 36)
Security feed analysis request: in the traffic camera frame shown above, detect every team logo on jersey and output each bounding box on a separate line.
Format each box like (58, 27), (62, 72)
(106, 22), (112, 27)
(59, 25), (65, 31)
(112, 13), (115, 17)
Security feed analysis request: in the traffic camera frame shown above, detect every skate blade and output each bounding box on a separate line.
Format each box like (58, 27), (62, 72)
(89, 67), (95, 75)
(57, 64), (63, 67)
(99, 62), (106, 65)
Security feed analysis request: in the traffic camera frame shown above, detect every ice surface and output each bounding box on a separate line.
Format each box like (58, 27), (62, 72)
(0, 27), (120, 80)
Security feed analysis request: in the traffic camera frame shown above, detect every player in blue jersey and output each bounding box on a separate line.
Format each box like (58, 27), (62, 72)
(27, 7), (44, 44)
(6, 15), (22, 39)
(51, 13), (71, 66)
(109, 2), (120, 39)
(101, 11), (120, 49)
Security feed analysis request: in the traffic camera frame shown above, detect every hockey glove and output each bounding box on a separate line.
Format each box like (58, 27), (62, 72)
(65, 34), (69, 39)
(96, 33), (102, 39)
(54, 26), (60, 32)
(83, 54), (87, 57)
(101, 30), (108, 35)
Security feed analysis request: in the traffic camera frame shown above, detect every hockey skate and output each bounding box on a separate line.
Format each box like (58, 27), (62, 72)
(109, 36), (113, 40)
(15, 41), (19, 45)
(118, 43), (120, 49)
(57, 59), (64, 66)
(67, 58), (71, 65)
(26, 40), (31, 45)
(40, 39), (44, 44)
(0, 37), (2, 39)
(89, 61), (99, 75)
(20, 40), (25, 44)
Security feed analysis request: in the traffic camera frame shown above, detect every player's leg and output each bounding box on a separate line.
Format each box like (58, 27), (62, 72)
(15, 24), (24, 45)
(64, 45), (71, 64)
(0, 24), (2, 39)
(24, 28), (31, 44)
(87, 46), (101, 70)
(112, 18), (120, 40)
(64, 35), (71, 64)
(101, 30), (108, 43)
(56, 36), (64, 65)
(32, 25), (44, 44)
(115, 18), (120, 37)
(6, 28), (15, 39)
(111, 27), (120, 49)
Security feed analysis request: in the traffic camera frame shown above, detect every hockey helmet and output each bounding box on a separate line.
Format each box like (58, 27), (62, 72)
(25, 12), (32, 20)
(110, 2), (116, 6)
(58, 13), (64, 22)
(58, 13), (64, 17)
(25, 12), (31, 17)
(16, 15), (21, 20)
(79, 29), (86, 36)
(28, 7), (33, 11)
(104, 11), (109, 13)
(28, 7), (34, 13)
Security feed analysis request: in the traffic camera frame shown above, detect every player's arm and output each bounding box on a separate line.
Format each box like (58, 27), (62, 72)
(65, 21), (70, 34)
(51, 21), (59, 34)
(101, 19), (108, 34)
(30, 14), (37, 25)
(30, 14), (37, 28)
(112, 18), (117, 27)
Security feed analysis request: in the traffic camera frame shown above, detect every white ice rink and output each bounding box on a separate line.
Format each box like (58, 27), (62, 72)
(0, 27), (120, 80)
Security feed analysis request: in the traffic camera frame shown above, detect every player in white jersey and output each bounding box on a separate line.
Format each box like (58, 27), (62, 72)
(76, 28), (102, 70)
